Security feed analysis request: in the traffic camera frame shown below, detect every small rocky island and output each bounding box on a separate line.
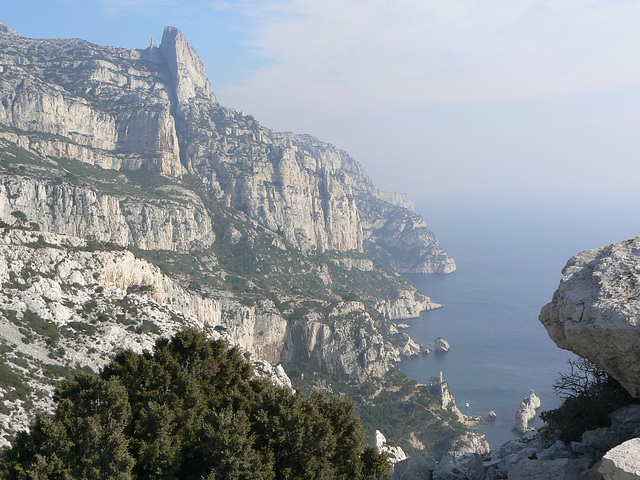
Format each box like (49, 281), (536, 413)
(512, 390), (541, 434)
(434, 337), (451, 352)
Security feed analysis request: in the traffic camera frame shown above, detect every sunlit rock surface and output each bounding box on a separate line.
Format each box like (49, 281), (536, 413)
(540, 236), (640, 396)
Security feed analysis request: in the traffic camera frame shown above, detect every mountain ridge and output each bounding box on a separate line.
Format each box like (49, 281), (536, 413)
(0, 24), (455, 272)
(0, 24), (470, 453)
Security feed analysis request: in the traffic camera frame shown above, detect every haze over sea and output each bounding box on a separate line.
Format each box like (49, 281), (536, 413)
(398, 199), (640, 449)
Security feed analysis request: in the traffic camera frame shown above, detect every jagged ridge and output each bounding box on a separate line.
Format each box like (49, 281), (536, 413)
(0, 25), (454, 272)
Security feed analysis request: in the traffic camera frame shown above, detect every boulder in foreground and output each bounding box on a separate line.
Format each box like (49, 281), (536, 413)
(540, 236), (640, 396)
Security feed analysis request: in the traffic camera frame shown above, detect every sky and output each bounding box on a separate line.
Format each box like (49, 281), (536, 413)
(2, 0), (640, 239)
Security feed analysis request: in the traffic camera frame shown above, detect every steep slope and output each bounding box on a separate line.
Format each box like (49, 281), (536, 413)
(0, 24), (460, 452)
(0, 25), (454, 272)
(0, 228), (431, 446)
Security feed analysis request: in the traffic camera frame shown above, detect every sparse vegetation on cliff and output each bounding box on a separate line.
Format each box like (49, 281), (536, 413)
(286, 363), (472, 458)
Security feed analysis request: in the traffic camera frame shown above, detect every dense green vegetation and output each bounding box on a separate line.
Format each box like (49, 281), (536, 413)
(0, 329), (390, 479)
(540, 358), (639, 443)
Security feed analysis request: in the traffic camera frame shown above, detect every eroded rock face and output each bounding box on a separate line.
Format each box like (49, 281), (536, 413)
(512, 390), (541, 434)
(0, 25), (455, 272)
(540, 236), (640, 396)
(0, 174), (214, 252)
(599, 438), (640, 480)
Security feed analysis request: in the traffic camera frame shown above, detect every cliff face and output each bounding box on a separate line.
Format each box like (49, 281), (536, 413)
(540, 236), (640, 397)
(0, 172), (213, 252)
(0, 25), (455, 447)
(0, 25), (454, 270)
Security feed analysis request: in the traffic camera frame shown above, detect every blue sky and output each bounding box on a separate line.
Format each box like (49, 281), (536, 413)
(3, 0), (640, 220)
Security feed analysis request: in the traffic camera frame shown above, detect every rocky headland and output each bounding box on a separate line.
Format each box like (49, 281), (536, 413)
(0, 23), (464, 454)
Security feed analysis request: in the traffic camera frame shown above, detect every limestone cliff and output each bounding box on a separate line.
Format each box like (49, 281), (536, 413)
(0, 229), (427, 445)
(540, 236), (640, 397)
(0, 170), (213, 252)
(0, 24), (456, 451)
(0, 25), (454, 271)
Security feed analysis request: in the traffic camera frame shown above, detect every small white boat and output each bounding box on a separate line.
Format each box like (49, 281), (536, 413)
(465, 402), (470, 408)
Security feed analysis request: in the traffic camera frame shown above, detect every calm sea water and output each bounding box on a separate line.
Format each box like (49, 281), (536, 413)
(397, 200), (640, 449)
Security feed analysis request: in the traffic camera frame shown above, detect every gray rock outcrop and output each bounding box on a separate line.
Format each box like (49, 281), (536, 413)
(433, 453), (484, 480)
(0, 23), (18, 35)
(599, 438), (640, 480)
(512, 389), (541, 434)
(540, 236), (640, 396)
(507, 458), (591, 480)
(435, 337), (450, 352)
(392, 455), (437, 480)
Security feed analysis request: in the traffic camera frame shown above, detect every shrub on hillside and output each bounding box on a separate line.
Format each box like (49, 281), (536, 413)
(0, 329), (390, 479)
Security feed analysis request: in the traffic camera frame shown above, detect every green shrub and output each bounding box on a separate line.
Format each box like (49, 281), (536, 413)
(0, 329), (389, 479)
(21, 310), (59, 344)
(67, 321), (98, 336)
(0, 363), (31, 401)
(540, 358), (638, 443)
(135, 319), (160, 335)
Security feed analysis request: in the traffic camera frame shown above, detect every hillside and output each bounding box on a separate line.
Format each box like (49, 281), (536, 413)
(0, 23), (466, 454)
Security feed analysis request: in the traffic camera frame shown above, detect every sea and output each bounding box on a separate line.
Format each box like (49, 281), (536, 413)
(397, 199), (640, 450)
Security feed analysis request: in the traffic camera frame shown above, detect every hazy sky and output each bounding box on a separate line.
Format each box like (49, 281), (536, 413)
(3, 0), (640, 216)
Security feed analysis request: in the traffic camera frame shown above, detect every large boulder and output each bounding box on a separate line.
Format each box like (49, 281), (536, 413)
(599, 438), (640, 479)
(540, 237), (640, 396)
(432, 453), (483, 480)
(393, 455), (437, 480)
(507, 458), (591, 479)
(609, 404), (640, 439)
(513, 390), (541, 434)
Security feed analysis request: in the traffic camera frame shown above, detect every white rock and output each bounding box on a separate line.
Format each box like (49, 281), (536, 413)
(599, 438), (640, 480)
(375, 430), (407, 464)
(540, 236), (640, 396)
(513, 390), (541, 434)
(434, 337), (450, 352)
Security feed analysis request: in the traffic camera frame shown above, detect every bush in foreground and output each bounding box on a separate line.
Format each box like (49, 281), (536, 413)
(0, 329), (390, 479)
(540, 358), (638, 443)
